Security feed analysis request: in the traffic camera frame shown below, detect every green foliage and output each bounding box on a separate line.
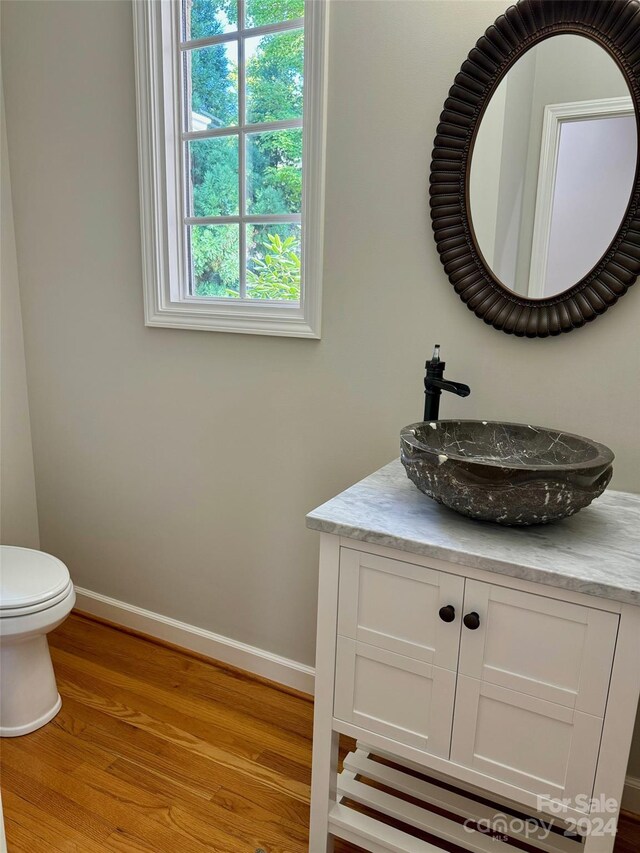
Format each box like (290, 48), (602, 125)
(248, 131), (302, 214)
(265, 163), (302, 212)
(188, 4), (237, 127)
(191, 137), (238, 217)
(185, 0), (237, 39)
(192, 225), (239, 296)
(246, 29), (303, 123)
(246, 233), (301, 300)
(245, 0), (304, 28)
(245, 27), (303, 218)
(187, 0), (303, 298)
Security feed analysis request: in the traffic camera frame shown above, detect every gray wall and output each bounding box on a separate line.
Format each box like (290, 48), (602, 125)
(1, 73), (39, 549)
(2, 0), (639, 775)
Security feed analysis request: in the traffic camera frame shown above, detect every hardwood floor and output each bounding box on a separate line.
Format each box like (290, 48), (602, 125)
(1, 613), (639, 852)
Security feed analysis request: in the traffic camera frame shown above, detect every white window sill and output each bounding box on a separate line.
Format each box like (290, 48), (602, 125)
(143, 297), (321, 338)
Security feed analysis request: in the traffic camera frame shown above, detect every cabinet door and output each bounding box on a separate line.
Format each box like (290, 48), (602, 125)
(334, 637), (457, 757)
(338, 549), (464, 670)
(451, 580), (619, 805)
(451, 677), (605, 805)
(457, 580), (618, 714)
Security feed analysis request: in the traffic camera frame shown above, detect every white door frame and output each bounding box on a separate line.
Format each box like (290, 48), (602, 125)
(528, 95), (634, 298)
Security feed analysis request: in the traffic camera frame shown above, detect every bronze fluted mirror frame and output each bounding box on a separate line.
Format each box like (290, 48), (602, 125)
(430, 0), (640, 337)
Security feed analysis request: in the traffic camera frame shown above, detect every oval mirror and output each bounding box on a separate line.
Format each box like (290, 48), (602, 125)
(430, 0), (640, 337)
(469, 34), (637, 300)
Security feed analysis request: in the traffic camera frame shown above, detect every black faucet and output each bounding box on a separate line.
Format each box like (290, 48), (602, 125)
(423, 344), (471, 421)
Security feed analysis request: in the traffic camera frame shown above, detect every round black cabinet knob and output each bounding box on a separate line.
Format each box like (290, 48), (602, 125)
(438, 605), (456, 623)
(463, 611), (480, 630)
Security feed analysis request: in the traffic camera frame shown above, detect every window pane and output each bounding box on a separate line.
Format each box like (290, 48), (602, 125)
(188, 224), (240, 296)
(245, 29), (304, 124)
(246, 129), (302, 214)
(247, 223), (301, 301)
(184, 42), (238, 130)
(245, 0), (304, 28)
(187, 137), (239, 217)
(182, 0), (238, 41)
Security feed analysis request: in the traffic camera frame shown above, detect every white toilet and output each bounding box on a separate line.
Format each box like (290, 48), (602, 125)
(0, 546), (75, 737)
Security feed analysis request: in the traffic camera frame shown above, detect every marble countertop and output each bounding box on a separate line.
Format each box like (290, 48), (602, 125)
(306, 459), (640, 606)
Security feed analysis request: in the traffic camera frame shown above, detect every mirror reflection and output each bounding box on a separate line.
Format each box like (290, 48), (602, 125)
(470, 35), (637, 299)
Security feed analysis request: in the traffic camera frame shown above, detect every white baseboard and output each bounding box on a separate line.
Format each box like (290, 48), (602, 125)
(623, 774), (640, 815)
(73, 586), (315, 695)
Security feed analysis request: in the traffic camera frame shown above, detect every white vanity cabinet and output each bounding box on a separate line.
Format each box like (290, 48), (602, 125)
(307, 462), (640, 853)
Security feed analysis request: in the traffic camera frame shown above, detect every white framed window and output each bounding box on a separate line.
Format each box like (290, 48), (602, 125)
(133, 0), (328, 337)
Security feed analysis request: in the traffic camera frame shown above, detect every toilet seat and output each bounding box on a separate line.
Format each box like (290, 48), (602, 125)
(0, 546), (72, 618)
(0, 580), (74, 618)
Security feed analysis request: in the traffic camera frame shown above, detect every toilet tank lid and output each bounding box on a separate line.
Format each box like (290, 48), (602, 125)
(0, 546), (71, 609)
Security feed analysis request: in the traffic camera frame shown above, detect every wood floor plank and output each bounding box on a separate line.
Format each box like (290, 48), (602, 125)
(105, 756), (215, 806)
(4, 713), (116, 776)
(615, 814), (640, 853)
(72, 759), (309, 851)
(160, 800), (305, 853)
(4, 818), (57, 853)
(210, 780), (311, 830)
(1, 790), (107, 853)
(1, 760), (116, 846)
(102, 826), (161, 852)
(51, 644), (312, 763)
(113, 754), (311, 830)
(50, 698), (208, 791)
(53, 672), (310, 803)
(1, 745), (228, 853)
(257, 748), (313, 785)
(53, 696), (247, 802)
(51, 615), (313, 738)
(2, 613), (637, 853)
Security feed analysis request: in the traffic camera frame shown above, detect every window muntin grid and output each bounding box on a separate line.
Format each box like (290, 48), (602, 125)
(179, 0), (304, 302)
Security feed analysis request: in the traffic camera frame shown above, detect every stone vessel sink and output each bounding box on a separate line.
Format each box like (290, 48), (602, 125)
(400, 420), (614, 526)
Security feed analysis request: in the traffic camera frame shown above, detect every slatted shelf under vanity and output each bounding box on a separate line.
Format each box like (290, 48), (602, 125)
(331, 743), (585, 853)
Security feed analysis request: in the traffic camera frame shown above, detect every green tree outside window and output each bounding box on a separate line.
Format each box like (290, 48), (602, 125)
(185, 0), (304, 300)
